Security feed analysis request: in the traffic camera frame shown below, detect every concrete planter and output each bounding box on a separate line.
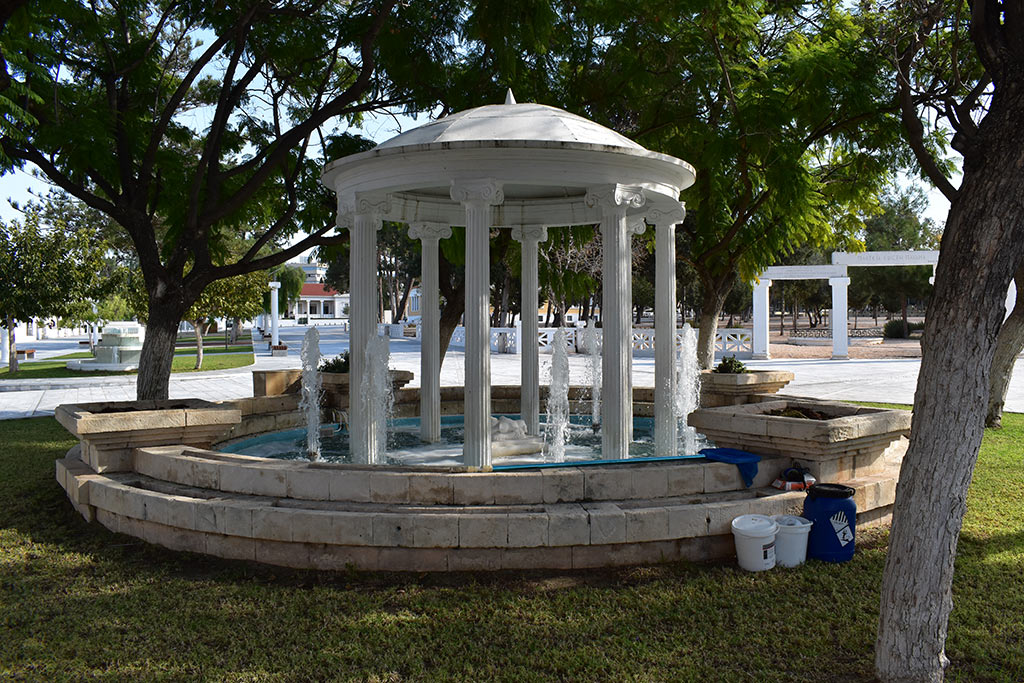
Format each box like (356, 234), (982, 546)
(699, 369), (794, 407)
(321, 370), (414, 410)
(252, 369), (413, 414)
(688, 398), (911, 482)
(55, 399), (240, 473)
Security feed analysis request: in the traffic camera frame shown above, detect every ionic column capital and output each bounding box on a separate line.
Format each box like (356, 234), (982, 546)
(646, 202), (686, 228)
(349, 195), (390, 231)
(450, 179), (504, 206)
(408, 222), (452, 241)
(627, 216), (648, 236)
(754, 277), (772, 289)
(584, 184), (646, 214)
(511, 224), (548, 243)
(829, 276), (852, 287)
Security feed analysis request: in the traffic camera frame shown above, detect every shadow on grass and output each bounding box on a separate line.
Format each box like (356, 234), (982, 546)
(3, 416), (1023, 681)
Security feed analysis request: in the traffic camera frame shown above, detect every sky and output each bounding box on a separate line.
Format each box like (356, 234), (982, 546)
(0, 109), (956, 232)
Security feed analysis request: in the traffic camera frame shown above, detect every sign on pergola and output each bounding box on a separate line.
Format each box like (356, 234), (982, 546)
(752, 251), (940, 360)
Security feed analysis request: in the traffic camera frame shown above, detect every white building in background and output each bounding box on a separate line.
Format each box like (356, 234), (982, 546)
(288, 283), (348, 320)
(295, 253), (328, 284)
(277, 254), (350, 323)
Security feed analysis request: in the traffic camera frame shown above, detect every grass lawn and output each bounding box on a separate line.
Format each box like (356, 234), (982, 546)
(0, 352), (254, 380)
(1, 411), (1021, 681)
(173, 344), (254, 356)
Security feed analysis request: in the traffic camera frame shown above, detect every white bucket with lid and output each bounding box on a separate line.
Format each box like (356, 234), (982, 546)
(772, 514), (813, 568)
(731, 514), (778, 571)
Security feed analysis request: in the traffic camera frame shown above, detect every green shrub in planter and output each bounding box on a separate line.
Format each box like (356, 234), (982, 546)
(713, 355), (747, 373)
(320, 351), (350, 373)
(883, 319), (926, 339)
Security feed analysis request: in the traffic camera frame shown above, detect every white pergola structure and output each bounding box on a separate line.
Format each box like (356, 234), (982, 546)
(322, 92), (694, 470)
(752, 250), (941, 360)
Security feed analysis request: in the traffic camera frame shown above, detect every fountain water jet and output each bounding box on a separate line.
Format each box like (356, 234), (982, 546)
(675, 323), (701, 453)
(585, 322), (601, 430)
(361, 334), (394, 464)
(545, 328), (571, 461)
(299, 327), (323, 460)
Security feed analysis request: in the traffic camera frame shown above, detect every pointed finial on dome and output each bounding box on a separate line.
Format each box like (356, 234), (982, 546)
(504, 88), (517, 105)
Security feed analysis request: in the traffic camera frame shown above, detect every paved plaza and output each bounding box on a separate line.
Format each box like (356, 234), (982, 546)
(1, 325), (1021, 420)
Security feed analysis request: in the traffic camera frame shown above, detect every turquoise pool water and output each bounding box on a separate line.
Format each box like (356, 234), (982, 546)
(222, 414), (707, 467)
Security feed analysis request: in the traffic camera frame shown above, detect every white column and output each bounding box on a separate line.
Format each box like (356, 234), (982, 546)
(649, 204), (686, 458)
(0, 327), (7, 363)
(830, 276), (850, 359)
(409, 222), (452, 443)
(586, 184), (645, 460)
(452, 180), (503, 469)
(269, 282), (281, 346)
(626, 216), (648, 442)
(752, 278), (772, 359)
(348, 197), (387, 464)
(512, 225), (548, 436)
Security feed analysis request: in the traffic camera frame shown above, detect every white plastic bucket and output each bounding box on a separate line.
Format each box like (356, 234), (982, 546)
(731, 514), (778, 571)
(772, 514), (813, 568)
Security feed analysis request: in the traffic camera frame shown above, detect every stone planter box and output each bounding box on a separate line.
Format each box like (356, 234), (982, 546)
(55, 399), (240, 473)
(699, 369), (794, 407)
(687, 398), (911, 482)
(252, 369), (413, 409)
(321, 370), (414, 411)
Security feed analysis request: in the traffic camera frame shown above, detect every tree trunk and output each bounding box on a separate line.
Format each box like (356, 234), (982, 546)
(695, 279), (730, 369)
(901, 294), (909, 338)
(193, 320), (205, 370)
(394, 272), (414, 322)
(875, 84), (1024, 682)
(499, 271), (511, 327)
(986, 261), (1024, 428)
(438, 280), (465, 364)
(6, 317), (16, 373)
(137, 297), (186, 400)
(780, 290), (786, 335)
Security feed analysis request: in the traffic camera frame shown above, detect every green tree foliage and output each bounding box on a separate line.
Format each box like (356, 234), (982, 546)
(322, 223), (421, 323)
(559, 0), (901, 366)
(263, 264), (305, 317)
(185, 271), (266, 369)
(0, 0), (464, 399)
(849, 186), (939, 336)
(537, 225), (601, 327)
(0, 207), (107, 371)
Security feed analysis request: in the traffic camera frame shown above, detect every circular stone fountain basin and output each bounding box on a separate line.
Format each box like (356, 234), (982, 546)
(222, 415), (708, 467)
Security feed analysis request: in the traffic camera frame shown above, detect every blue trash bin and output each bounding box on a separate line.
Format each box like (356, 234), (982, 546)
(802, 483), (857, 563)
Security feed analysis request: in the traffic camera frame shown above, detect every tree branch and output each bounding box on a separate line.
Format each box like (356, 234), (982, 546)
(202, 0), (400, 227)
(895, 22), (960, 202)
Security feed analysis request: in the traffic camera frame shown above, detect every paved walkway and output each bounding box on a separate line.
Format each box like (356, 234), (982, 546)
(1, 327), (1021, 419)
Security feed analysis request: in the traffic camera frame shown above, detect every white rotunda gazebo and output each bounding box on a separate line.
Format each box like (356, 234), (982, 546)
(322, 91), (696, 470)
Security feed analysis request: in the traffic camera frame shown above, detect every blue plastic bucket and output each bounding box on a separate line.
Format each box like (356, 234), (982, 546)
(802, 484), (857, 563)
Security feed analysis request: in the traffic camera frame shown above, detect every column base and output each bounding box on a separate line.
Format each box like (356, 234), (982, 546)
(752, 353), (771, 360)
(830, 354), (849, 360)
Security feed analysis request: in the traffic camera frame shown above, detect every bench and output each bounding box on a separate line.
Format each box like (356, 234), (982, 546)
(15, 349), (35, 360)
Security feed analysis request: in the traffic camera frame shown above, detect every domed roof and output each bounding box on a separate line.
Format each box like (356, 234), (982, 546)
(376, 92), (644, 151)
